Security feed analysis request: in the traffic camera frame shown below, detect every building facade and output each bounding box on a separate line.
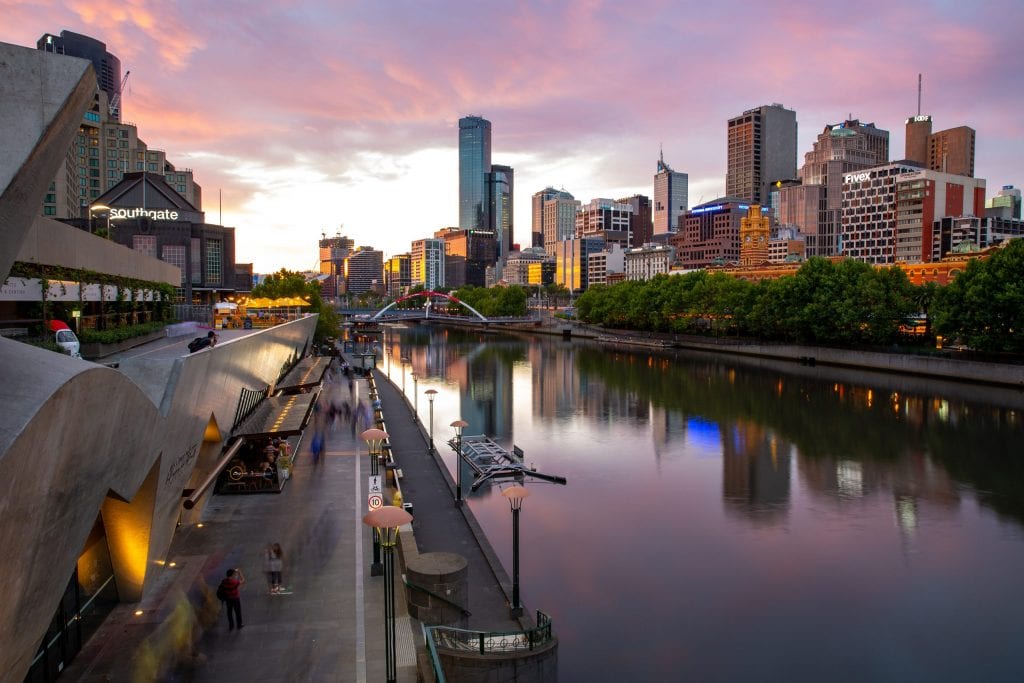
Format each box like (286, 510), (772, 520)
(739, 204), (771, 266)
(670, 198), (758, 270)
(986, 185), (1021, 220)
(903, 115), (976, 178)
(384, 253), (411, 298)
(411, 238), (445, 291)
(319, 233), (354, 298)
(437, 227), (496, 288)
(587, 244), (626, 287)
(623, 244), (675, 281)
(931, 216), (1024, 261)
(37, 31), (123, 120)
(893, 169), (985, 263)
(542, 192), (581, 255)
(617, 194), (653, 247)
(554, 237), (604, 293)
(798, 119), (890, 258)
(840, 162), (923, 264)
(726, 104), (797, 206)
(488, 164), (514, 258)
(344, 247), (384, 294)
(458, 115), (491, 230)
(653, 152), (688, 235)
(768, 226), (806, 263)
(575, 198), (633, 247)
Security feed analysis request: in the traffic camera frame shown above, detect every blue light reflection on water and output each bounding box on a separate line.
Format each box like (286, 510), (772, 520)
(383, 327), (1024, 682)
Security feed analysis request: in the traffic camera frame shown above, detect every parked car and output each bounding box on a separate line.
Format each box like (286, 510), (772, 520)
(48, 321), (81, 358)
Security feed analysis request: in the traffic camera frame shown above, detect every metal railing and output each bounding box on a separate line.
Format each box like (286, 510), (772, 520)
(423, 610), (554, 680)
(402, 574), (471, 617)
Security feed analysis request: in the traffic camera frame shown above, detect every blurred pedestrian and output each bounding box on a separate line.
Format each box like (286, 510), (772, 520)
(218, 568), (245, 630)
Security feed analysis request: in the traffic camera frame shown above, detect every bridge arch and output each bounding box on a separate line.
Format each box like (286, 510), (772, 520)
(372, 290), (488, 321)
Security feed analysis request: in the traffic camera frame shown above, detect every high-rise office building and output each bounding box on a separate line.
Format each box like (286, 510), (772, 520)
(532, 187), (560, 248)
(575, 198), (633, 248)
(893, 169), (985, 263)
(384, 253), (411, 298)
(616, 194), (653, 247)
(411, 238), (445, 291)
(345, 247), (384, 294)
(541, 191), (580, 255)
(904, 115), (976, 178)
(488, 164), (514, 257)
(798, 119), (890, 257)
(458, 115), (492, 230)
(653, 152), (688, 235)
(839, 161), (923, 265)
(37, 31), (199, 218)
(436, 227), (496, 288)
(726, 104), (797, 205)
(319, 233), (355, 298)
(38, 30), (123, 121)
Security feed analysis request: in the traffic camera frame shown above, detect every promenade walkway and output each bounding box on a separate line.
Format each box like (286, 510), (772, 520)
(61, 355), (523, 682)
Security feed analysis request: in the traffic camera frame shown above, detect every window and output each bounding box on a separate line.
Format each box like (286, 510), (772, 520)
(191, 238), (202, 285)
(205, 239), (223, 285)
(162, 245), (187, 286)
(133, 235), (157, 259)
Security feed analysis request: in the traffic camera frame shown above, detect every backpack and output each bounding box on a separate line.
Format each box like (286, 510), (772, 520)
(216, 580), (228, 601)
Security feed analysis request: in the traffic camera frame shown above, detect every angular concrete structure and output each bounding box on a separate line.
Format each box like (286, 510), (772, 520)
(0, 41), (319, 680)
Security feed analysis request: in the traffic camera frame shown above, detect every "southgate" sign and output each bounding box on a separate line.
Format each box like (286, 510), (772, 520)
(110, 207), (180, 221)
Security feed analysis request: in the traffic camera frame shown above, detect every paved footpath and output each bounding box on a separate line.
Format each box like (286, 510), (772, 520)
(62, 371), (417, 682)
(61, 356), (527, 682)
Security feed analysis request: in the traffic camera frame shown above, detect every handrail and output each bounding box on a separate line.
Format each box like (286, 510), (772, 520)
(402, 574), (471, 616)
(424, 610), (554, 656)
(183, 437), (244, 509)
(422, 625), (448, 683)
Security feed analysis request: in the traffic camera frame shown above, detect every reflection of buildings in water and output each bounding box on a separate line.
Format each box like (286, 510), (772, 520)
(460, 348), (513, 442)
(721, 421), (792, 523)
(650, 405), (688, 461)
(531, 344), (580, 420)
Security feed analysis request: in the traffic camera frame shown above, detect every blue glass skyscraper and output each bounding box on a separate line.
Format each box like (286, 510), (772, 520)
(459, 116), (492, 230)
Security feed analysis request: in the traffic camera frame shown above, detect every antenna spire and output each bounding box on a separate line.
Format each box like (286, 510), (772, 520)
(917, 73), (922, 116)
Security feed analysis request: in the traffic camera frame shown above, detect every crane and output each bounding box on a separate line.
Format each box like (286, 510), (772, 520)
(108, 70), (130, 119)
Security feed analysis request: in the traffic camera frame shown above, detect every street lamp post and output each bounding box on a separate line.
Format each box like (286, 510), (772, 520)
(424, 389), (438, 454)
(412, 372), (418, 416)
(363, 505), (413, 683)
(361, 428), (389, 577)
(88, 203), (111, 238)
(501, 485), (531, 618)
(401, 356), (409, 394)
(450, 419), (468, 506)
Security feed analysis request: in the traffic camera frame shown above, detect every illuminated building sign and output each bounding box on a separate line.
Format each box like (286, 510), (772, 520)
(110, 207), (180, 220)
(844, 172), (872, 184)
(905, 115), (932, 123)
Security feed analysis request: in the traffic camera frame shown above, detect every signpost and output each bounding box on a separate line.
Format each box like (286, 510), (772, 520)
(368, 474), (383, 510)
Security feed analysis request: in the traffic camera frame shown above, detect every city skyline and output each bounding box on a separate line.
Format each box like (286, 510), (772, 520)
(3, 0), (1022, 271)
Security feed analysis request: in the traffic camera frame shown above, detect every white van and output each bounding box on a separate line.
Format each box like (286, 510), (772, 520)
(55, 328), (81, 358)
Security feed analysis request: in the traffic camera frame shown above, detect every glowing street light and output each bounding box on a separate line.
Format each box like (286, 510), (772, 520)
(363, 505), (413, 683)
(361, 427), (389, 576)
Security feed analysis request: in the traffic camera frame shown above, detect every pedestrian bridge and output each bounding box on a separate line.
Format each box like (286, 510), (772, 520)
(357, 290), (537, 325)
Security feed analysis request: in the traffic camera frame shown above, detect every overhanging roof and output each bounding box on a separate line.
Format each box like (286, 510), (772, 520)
(276, 357), (331, 393)
(232, 392), (316, 439)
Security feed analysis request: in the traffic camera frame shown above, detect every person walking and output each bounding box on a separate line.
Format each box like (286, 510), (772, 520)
(268, 543), (284, 593)
(218, 568), (245, 630)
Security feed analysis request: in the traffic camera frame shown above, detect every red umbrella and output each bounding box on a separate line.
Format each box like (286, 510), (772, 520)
(48, 320), (70, 332)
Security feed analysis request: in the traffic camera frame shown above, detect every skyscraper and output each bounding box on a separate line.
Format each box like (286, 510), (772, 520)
(726, 104), (797, 205)
(459, 115), (491, 230)
(488, 164), (513, 257)
(37, 30), (123, 121)
(653, 151), (688, 235)
(904, 115), (976, 178)
(541, 190), (580, 255)
(798, 119), (890, 256)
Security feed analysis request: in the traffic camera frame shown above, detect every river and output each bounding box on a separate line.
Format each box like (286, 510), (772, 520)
(380, 325), (1024, 682)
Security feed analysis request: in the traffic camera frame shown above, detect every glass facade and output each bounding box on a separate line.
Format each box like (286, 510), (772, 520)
(191, 238), (202, 285)
(458, 116), (491, 230)
(488, 165), (513, 258)
(205, 239), (223, 285)
(132, 234), (157, 259)
(162, 245), (186, 285)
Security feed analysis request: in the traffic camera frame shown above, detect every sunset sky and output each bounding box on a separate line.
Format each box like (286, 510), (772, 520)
(3, 0), (1022, 272)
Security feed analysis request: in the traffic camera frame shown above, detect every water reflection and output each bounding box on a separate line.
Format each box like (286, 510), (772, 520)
(383, 325), (1024, 680)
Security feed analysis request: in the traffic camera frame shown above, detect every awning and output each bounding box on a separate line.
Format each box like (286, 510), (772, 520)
(276, 357), (332, 393)
(232, 392), (317, 439)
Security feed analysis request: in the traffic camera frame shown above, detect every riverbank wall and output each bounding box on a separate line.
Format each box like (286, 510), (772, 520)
(422, 317), (1024, 390)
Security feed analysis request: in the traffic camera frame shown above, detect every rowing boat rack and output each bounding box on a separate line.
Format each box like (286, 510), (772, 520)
(446, 435), (568, 492)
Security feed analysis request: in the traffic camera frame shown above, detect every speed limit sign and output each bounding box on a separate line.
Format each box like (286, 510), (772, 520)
(368, 493), (383, 510)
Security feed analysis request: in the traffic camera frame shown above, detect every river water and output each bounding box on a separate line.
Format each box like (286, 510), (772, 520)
(380, 325), (1024, 682)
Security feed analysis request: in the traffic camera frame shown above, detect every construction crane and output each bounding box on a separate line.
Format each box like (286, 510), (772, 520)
(109, 70), (130, 119)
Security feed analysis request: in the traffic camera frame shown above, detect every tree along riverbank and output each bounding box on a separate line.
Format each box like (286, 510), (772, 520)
(428, 316), (1024, 390)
